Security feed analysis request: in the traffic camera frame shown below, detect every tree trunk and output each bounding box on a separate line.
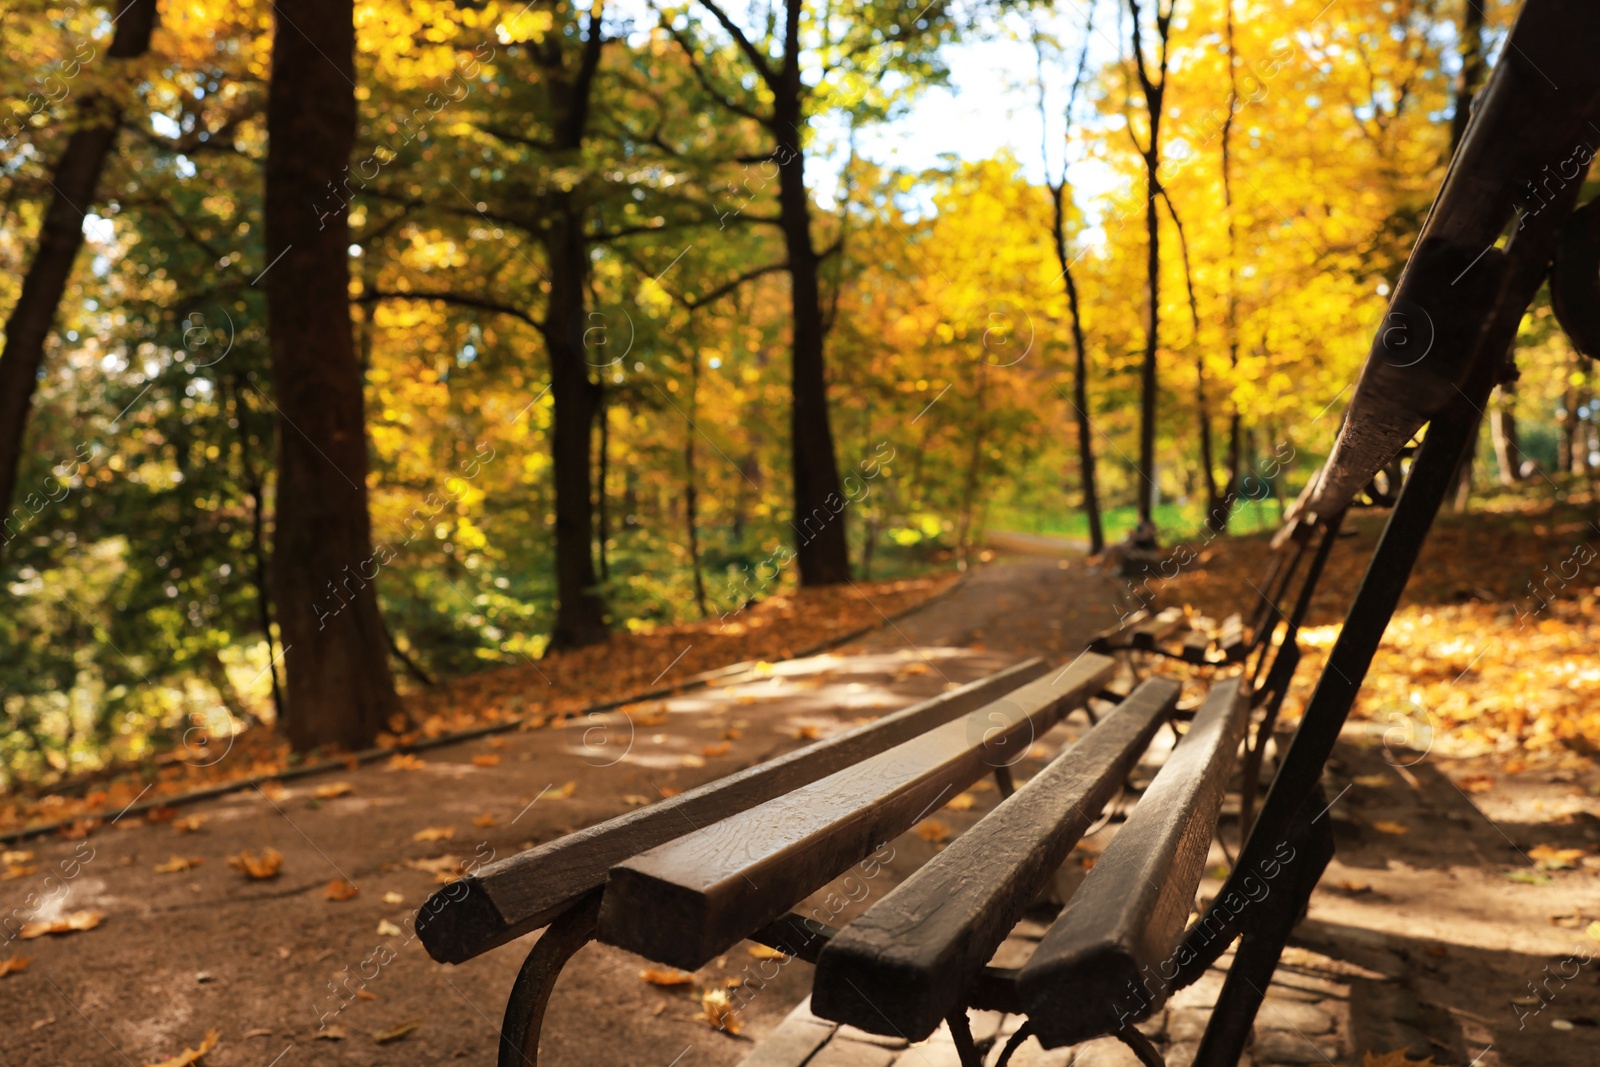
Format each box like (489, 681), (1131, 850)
(1490, 380), (1521, 484)
(265, 0), (400, 751)
(0, 0), (159, 551)
(542, 210), (609, 650)
(1213, 0), (1242, 535)
(1049, 184), (1105, 554)
(773, 96), (850, 585)
(596, 387), (610, 581)
(685, 328), (708, 618)
(1138, 158), (1161, 525)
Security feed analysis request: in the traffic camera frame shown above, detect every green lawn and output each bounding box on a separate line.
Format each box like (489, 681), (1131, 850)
(990, 497), (1283, 546)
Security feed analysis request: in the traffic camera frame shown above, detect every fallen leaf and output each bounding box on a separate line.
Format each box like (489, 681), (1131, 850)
(640, 967), (695, 987)
(1507, 870), (1554, 885)
(356, 989), (378, 1001)
(1362, 1052), (1437, 1066)
(258, 782), (287, 802)
(1334, 880), (1373, 896)
(1370, 821), (1409, 835)
(412, 827), (455, 843)
(795, 725), (822, 741)
(701, 742), (731, 758)
(242, 1028), (272, 1038)
(944, 792), (977, 812)
(173, 816), (207, 833)
(658, 786), (682, 798)
(402, 855), (460, 874)
(0, 955), (32, 977)
(381, 891), (404, 905)
(312, 783), (354, 799)
(371, 1019), (422, 1044)
(747, 944), (787, 960)
(721, 728), (742, 741)
(1456, 774), (1495, 793)
(154, 856), (204, 874)
(471, 754), (501, 767)
(58, 818), (100, 840)
(227, 848), (283, 880)
(701, 988), (741, 1034)
(1, 849), (33, 864)
(143, 1027), (220, 1067)
(1529, 845), (1586, 871)
(20, 911), (103, 939)
(680, 755), (707, 768)
(2, 863), (37, 880)
(376, 919), (403, 937)
(386, 754), (426, 772)
(315, 1026), (346, 1040)
(914, 819), (951, 844)
(471, 813), (497, 828)
(324, 879), (360, 901)
(1588, 920), (1600, 944)
(623, 794), (651, 807)
(547, 781), (577, 800)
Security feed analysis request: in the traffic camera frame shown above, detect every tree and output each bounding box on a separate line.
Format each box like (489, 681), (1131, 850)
(1126, 0), (1176, 526)
(264, 0), (400, 750)
(1033, 17), (1104, 553)
(659, 0), (964, 585)
(0, 0), (159, 558)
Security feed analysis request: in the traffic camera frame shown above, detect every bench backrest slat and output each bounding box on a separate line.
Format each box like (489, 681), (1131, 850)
(597, 655), (1117, 972)
(811, 676), (1181, 1041)
(416, 657), (1051, 964)
(1017, 676), (1249, 1047)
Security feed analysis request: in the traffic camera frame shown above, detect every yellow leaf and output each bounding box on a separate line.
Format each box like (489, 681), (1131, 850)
(1362, 1051), (1437, 1067)
(0, 954), (32, 977)
(154, 856), (203, 874)
(472, 813), (497, 828)
(795, 725), (822, 741)
(227, 848), (283, 880)
(376, 919), (403, 937)
(324, 879), (360, 901)
(173, 816), (207, 833)
(143, 1028), (220, 1067)
(371, 1019), (422, 1044)
(471, 754), (501, 767)
(701, 742), (731, 758)
(20, 911), (104, 939)
(315, 1025), (346, 1040)
(2, 863), (37, 880)
(382, 891), (404, 904)
(412, 826), (455, 842)
(547, 781), (577, 799)
(1371, 821), (1409, 835)
(914, 819), (951, 843)
(387, 754), (426, 771)
(1586, 920), (1600, 944)
(402, 855), (460, 874)
(1528, 845), (1586, 871)
(747, 944), (787, 960)
(2, 849), (34, 864)
(701, 988), (741, 1034)
(313, 782), (354, 799)
(944, 792), (977, 812)
(640, 967), (694, 987)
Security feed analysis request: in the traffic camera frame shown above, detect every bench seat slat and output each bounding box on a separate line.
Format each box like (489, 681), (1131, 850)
(1131, 607), (1185, 650)
(597, 655), (1117, 972)
(811, 676), (1182, 1041)
(1017, 676), (1250, 1048)
(416, 658), (1051, 964)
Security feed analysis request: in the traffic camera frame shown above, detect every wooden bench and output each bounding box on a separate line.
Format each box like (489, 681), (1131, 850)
(414, 6), (1600, 1063)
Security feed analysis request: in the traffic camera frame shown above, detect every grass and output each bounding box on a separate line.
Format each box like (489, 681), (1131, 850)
(989, 496), (1284, 547)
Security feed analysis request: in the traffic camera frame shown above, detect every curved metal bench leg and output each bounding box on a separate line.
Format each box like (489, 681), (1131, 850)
(498, 892), (602, 1067)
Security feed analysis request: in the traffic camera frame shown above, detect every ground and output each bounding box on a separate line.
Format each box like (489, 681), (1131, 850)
(1, 538), (1597, 1067)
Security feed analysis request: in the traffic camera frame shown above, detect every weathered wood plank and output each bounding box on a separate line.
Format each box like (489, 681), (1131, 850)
(1131, 607), (1184, 651)
(1180, 622), (1213, 664)
(1089, 610), (1147, 653)
(1308, 0), (1600, 514)
(597, 655), (1118, 971)
(416, 658), (1051, 964)
(810, 676), (1181, 1041)
(1217, 614), (1246, 662)
(1017, 676), (1251, 1048)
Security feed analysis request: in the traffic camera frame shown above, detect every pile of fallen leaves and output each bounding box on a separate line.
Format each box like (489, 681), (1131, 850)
(1165, 495), (1600, 761)
(0, 574), (958, 837)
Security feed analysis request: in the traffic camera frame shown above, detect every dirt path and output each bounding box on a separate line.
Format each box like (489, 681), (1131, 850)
(1, 549), (1594, 1067)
